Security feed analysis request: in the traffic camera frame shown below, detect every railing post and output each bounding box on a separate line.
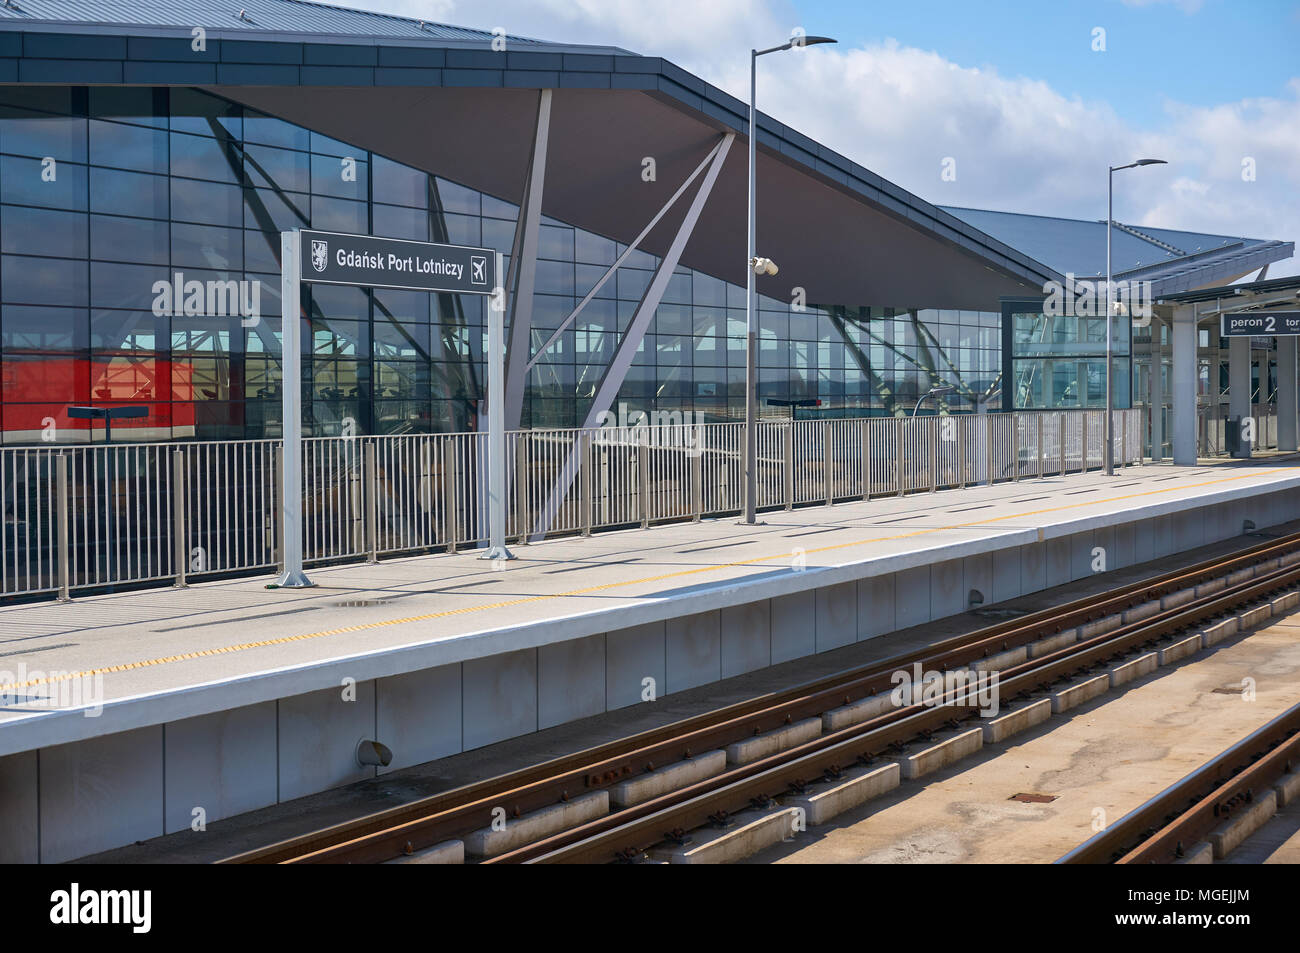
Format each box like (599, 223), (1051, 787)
(581, 432), (593, 537)
(1081, 411), (1089, 473)
(1122, 410), (1129, 467)
(986, 413), (994, 486)
(173, 448), (187, 588)
(691, 443), (703, 522)
(784, 422), (794, 511)
(956, 419), (966, 488)
(638, 429), (650, 529)
(895, 417), (904, 496)
(1012, 413), (1020, 482)
(1059, 412), (1066, 476)
(860, 418), (870, 501)
(442, 439), (457, 554)
(929, 418), (938, 493)
(1037, 413), (1044, 480)
(364, 441), (378, 563)
(515, 433), (529, 545)
(823, 420), (833, 507)
(56, 453), (70, 602)
(274, 443), (285, 574)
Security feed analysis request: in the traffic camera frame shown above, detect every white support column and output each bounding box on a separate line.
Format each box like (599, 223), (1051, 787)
(1171, 304), (1198, 466)
(1229, 334), (1252, 458)
(276, 229), (312, 587)
(482, 250), (513, 562)
(1150, 318), (1164, 462)
(1279, 335), (1298, 452)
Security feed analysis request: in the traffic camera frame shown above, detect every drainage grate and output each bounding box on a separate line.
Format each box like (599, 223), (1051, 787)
(1009, 793), (1059, 803)
(332, 599), (392, 608)
(1213, 685), (1245, 695)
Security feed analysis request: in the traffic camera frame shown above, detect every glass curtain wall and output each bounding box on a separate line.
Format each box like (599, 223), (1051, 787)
(1, 85), (1004, 443)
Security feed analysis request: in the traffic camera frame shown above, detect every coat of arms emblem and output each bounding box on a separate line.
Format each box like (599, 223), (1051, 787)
(311, 240), (328, 273)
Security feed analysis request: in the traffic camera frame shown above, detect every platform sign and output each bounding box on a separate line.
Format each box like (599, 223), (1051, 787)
(277, 230), (508, 589)
(299, 229), (495, 295)
(1221, 311), (1300, 337)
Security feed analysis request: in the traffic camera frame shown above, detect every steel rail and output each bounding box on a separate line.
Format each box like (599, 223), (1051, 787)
(219, 531), (1300, 865)
(1059, 701), (1300, 864)
(513, 559), (1300, 864)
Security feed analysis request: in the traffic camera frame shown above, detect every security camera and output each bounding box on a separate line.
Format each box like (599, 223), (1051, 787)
(752, 257), (779, 276)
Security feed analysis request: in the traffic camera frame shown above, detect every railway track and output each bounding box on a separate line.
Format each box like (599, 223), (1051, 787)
(1060, 701), (1300, 865)
(220, 530), (1300, 865)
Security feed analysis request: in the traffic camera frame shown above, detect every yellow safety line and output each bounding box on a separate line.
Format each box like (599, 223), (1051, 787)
(6, 467), (1294, 693)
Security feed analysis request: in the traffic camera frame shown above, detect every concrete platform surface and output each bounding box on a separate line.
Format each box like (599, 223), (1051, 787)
(2, 461), (1298, 759)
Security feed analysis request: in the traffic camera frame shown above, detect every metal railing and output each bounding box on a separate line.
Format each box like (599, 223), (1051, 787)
(0, 408), (1142, 600)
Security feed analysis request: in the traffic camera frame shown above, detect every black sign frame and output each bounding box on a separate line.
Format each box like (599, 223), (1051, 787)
(298, 229), (496, 295)
(1221, 311), (1300, 337)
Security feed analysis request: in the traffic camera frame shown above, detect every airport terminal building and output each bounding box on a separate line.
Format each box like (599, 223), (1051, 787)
(0, 0), (1292, 446)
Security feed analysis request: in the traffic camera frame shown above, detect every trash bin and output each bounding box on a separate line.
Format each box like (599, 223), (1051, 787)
(1225, 416), (1241, 455)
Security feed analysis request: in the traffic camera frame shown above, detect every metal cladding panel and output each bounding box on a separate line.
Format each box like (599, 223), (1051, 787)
(0, 0), (566, 44)
(224, 84), (1051, 308)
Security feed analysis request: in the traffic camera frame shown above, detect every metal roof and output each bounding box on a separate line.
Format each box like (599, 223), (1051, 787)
(0, 0), (624, 49)
(1158, 274), (1300, 304)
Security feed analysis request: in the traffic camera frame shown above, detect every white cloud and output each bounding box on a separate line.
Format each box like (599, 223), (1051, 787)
(332, 0), (1299, 276)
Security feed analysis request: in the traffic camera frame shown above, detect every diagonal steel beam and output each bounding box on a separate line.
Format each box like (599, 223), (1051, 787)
(502, 88), (553, 430)
(524, 135), (729, 373)
(529, 133), (736, 541)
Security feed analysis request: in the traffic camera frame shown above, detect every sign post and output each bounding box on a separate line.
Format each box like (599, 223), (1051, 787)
(276, 229), (505, 588)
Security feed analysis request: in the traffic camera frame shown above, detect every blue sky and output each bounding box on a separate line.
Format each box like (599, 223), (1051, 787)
(795, 0), (1300, 127)
(366, 0), (1300, 276)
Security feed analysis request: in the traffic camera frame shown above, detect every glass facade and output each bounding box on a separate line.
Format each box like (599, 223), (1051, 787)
(1009, 306), (1132, 410)
(1, 85), (1009, 444)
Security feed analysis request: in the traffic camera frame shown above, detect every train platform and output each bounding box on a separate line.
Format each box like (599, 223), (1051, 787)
(4, 458), (1300, 862)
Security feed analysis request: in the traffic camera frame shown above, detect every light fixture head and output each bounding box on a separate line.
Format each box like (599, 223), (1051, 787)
(752, 257), (779, 276)
(1134, 158), (1167, 166)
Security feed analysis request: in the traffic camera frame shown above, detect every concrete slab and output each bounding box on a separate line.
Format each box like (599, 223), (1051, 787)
(278, 683), (376, 801)
(606, 622), (665, 711)
(1109, 652), (1159, 688)
(39, 726), (164, 864)
(462, 649), (537, 750)
(898, 726), (983, 779)
(665, 610), (722, 694)
(981, 698), (1052, 743)
(464, 790), (609, 858)
(164, 701), (278, 833)
(653, 807), (797, 864)
(1210, 791), (1277, 859)
(609, 750), (726, 808)
(785, 762), (900, 825)
(537, 635), (604, 731)
(822, 692), (896, 732)
(387, 839), (464, 865)
(856, 573), (896, 641)
(726, 718), (821, 765)
(1029, 628), (1078, 658)
(771, 591), (816, 664)
(0, 750), (38, 864)
(1158, 634), (1203, 667)
(1051, 674), (1111, 713)
(719, 601), (770, 677)
(1203, 617), (1240, 647)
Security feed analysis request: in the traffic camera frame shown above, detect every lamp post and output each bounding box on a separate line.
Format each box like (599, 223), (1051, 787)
(743, 32), (836, 524)
(911, 385), (957, 417)
(1105, 158), (1166, 475)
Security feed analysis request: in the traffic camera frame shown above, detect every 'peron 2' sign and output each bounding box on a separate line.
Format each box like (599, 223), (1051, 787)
(1221, 311), (1300, 337)
(299, 229), (495, 295)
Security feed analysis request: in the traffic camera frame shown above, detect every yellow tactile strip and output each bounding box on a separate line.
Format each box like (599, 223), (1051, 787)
(4, 468), (1294, 694)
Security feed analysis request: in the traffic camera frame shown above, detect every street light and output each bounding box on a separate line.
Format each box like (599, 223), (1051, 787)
(912, 385), (957, 417)
(1105, 158), (1166, 475)
(743, 32), (836, 525)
